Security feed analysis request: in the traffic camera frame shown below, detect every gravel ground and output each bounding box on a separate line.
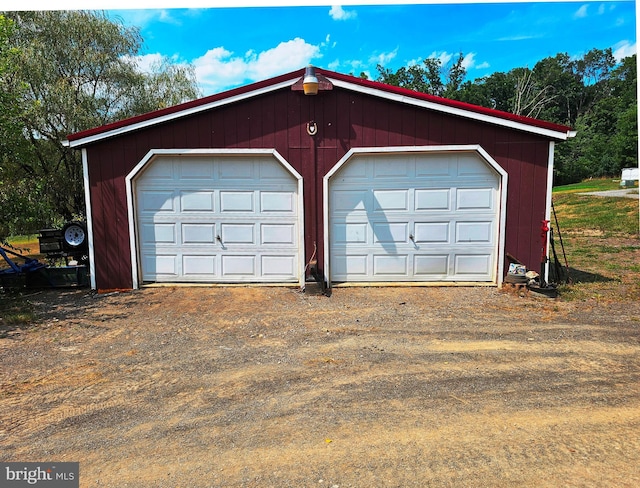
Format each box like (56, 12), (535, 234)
(578, 189), (639, 199)
(1, 285), (640, 487)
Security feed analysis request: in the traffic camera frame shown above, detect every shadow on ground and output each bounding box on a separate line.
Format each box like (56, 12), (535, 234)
(564, 266), (618, 284)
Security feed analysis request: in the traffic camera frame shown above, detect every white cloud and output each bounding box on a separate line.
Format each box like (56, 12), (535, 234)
(574, 4), (589, 18)
(459, 53), (489, 71)
(369, 48), (398, 66)
(192, 38), (321, 94)
(328, 59), (341, 71)
(461, 52), (476, 70)
(497, 34), (539, 42)
(329, 6), (357, 21)
(428, 51), (453, 65)
(612, 40), (636, 61)
(109, 9), (182, 28)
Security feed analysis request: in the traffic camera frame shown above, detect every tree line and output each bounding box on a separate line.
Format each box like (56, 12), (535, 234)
(1, 10), (637, 239)
(0, 11), (201, 240)
(375, 49), (637, 186)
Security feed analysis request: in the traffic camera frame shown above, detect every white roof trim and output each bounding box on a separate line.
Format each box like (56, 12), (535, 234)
(328, 77), (575, 141)
(67, 78), (297, 148)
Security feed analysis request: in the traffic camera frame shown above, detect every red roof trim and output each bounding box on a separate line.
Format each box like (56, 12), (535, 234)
(67, 68), (305, 142)
(67, 67), (572, 143)
(323, 70), (573, 134)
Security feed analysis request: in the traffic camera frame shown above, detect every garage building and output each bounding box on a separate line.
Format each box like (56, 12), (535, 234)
(66, 67), (575, 291)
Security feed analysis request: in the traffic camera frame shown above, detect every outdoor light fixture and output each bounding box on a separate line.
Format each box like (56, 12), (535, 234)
(303, 65), (319, 95)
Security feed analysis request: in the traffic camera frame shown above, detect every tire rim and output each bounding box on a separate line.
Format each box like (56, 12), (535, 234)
(64, 225), (86, 247)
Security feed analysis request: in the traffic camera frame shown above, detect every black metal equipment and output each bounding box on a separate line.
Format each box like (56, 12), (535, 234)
(38, 221), (89, 264)
(0, 222), (90, 289)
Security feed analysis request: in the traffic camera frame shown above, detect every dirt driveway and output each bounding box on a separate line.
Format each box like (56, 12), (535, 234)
(1, 285), (639, 487)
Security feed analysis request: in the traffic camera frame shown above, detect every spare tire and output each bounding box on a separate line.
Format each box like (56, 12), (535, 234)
(62, 222), (87, 250)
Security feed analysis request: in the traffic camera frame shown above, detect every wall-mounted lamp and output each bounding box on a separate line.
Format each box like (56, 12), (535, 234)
(303, 65), (319, 95)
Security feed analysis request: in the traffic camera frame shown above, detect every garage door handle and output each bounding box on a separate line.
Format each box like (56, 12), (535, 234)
(409, 234), (415, 241)
(216, 235), (222, 243)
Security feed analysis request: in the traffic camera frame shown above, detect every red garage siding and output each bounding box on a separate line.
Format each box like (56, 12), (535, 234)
(72, 68), (572, 291)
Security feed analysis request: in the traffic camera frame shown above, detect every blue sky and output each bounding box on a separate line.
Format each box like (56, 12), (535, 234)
(27, 1), (639, 96)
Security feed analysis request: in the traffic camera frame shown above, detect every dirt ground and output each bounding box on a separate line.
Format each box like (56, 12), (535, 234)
(1, 284), (639, 487)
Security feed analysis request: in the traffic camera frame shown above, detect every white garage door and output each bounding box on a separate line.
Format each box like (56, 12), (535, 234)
(329, 151), (500, 283)
(135, 155), (300, 283)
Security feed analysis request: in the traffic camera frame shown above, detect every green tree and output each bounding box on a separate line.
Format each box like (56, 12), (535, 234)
(554, 54), (637, 184)
(2, 10), (200, 234)
(0, 14), (53, 242)
(376, 52), (467, 98)
(458, 71), (516, 112)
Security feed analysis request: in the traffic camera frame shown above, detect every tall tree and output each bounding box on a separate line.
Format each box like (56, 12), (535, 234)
(0, 14), (53, 241)
(2, 10), (201, 232)
(553, 54), (637, 184)
(377, 52), (467, 98)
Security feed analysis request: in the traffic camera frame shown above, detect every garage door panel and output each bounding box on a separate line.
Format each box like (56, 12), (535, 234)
(456, 221), (493, 243)
(180, 191), (214, 211)
(142, 159), (173, 179)
(260, 192), (295, 212)
(454, 254), (492, 275)
(457, 154), (491, 176)
(416, 157), (452, 177)
(221, 255), (256, 276)
(374, 254), (408, 275)
(259, 159), (293, 180)
(415, 189), (450, 211)
(333, 255), (368, 277)
(333, 190), (367, 212)
(333, 223), (367, 244)
(182, 255), (217, 276)
(262, 255), (296, 276)
(141, 223), (176, 244)
(182, 224), (216, 244)
(218, 158), (256, 179)
(374, 159), (410, 178)
(143, 254), (177, 276)
(220, 191), (254, 212)
(179, 160), (214, 179)
(261, 224), (295, 245)
(140, 190), (175, 212)
(373, 190), (408, 211)
(456, 188), (494, 210)
(221, 224), (255, 244)
(414, 255), (449, 275)
(373, 222), (407, 243)
(137, 155), (300, 283)
(338, 160), (368, 179)
(414, 222), (449, 243)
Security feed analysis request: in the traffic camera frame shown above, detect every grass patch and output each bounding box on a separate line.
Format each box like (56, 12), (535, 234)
(553, 178), (624, 193)
(552, 193), (639, 236)
(4, 235), (39, 255)
(551, 182), (639, 302)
